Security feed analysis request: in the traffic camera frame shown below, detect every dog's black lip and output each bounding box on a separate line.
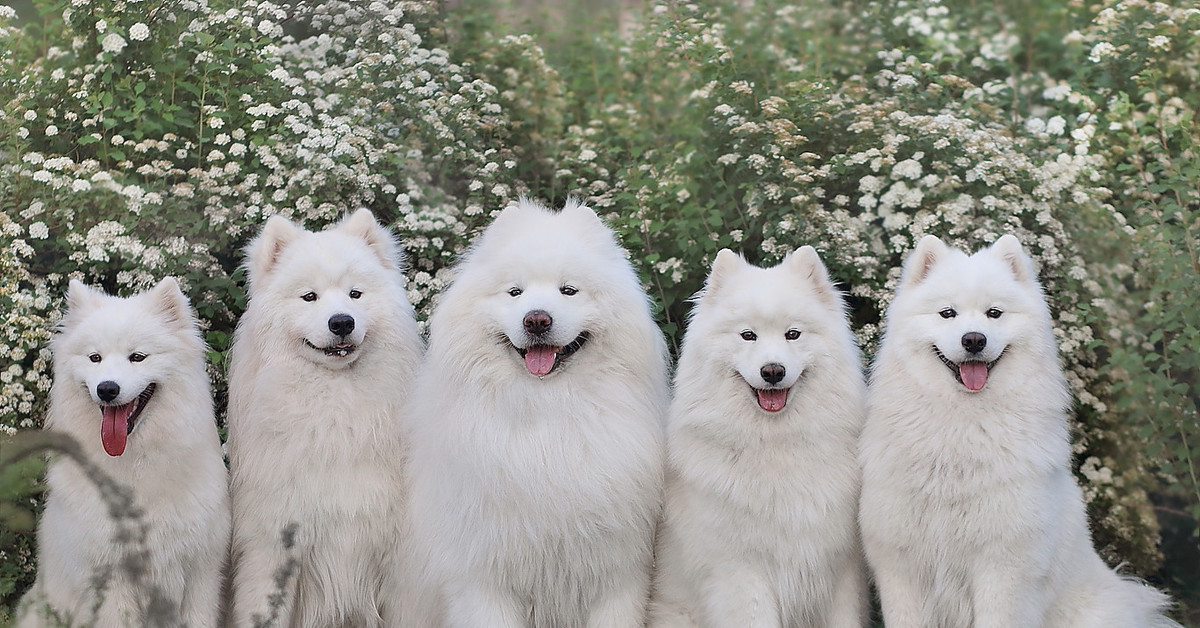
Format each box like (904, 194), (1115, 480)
(512, 332), (591, 374)
(97, 383), (156, 435)
(933, 346), (1004, 384)
(304, 338), (358, 357)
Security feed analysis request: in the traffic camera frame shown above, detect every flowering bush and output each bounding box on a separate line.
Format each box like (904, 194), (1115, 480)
(1, 0), (1197, 620)
(1067, 0), (1200, 608)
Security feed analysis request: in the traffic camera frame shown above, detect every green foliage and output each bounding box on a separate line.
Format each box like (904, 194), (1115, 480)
(0, 449), (42, 626)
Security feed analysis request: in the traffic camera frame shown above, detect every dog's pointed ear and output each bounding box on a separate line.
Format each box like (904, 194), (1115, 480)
(990, 234), (1038, 285)
(246, 215), (303, 284)
(147, 277), (196, 331)
(338, 208), (404, 271)
(66, 279), (105, 314)
(560, 197), (603, 225)
(788, 246), (841, 310)
(702, 249), (743, 299)
(900, 235), (948, 290)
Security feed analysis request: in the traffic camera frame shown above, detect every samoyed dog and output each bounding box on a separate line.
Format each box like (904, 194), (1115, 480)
(649, 248), (868, 628)
(18, 278), (229, 627)
(226, 209), (424, 627)
(404, 198), (670, 627)
(859, 234), (1179, 627)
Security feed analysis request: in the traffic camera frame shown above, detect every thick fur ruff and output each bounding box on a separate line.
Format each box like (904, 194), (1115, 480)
(649, 248), (868, 628)
(859, 234), (1180, 628)
(404, 198), (670, 627)
(19, 278), (229, 628)
(226, 209), (424, 627)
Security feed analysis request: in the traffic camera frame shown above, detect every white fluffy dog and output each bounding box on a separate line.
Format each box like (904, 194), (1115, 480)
(859, 234), (1179, 627)
(226, 209), (424, 627)
(19, 278), (229, 627)
(404, 198), (670, 627)
(649, 248), (868, 628)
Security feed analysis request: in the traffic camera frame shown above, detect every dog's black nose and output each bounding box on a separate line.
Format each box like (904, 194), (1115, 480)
(760, 363), (786, 385)
(523, 310), (553, 335)
(96, 380), (120, 402)
(962, 332), (987, 354)
(328, 314), (355, 337)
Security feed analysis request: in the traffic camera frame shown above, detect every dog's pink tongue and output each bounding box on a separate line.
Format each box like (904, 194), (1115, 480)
(101, 403), (133, 457)
(524, 346), (558, 376)
(757, 389), (788, 412)
(960, 362), (989, 391)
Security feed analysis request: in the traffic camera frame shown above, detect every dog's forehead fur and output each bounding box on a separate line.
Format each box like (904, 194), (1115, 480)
(458, 199), (635, 299)
(897, 243), (1044, 317)
(56, 284), (201, 362)
(479, 211), (619, 269)
(696, 254), (839, 336)
(265, 230), (393, 290)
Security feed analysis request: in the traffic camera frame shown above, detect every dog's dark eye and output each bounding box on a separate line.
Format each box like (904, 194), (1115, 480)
(301, 291), (318, 302)
(740, 330), (757, 341)
(785, 329), (801, 340)
(349, 289), (362, 299)
(560, 285), (578, 296)
(88, 353), (102, 363)
(939, 308), (957, 319)
(986, 307), (1003, 319)
(508, 287), (522, 297)
(129, 352), (147, 363)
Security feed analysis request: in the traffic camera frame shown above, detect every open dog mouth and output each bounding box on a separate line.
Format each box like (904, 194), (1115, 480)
(99, 383), (156, 457)
(750, 386), (789, 413)
(934, 347), (1004, 392)
(304, 338), (358, 358)
(513, 332), (590, 377)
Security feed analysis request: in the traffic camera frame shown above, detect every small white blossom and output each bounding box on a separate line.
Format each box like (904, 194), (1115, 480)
(1046, 116), (1066, 135)
(892, 158), (923, 180)
(128, 22), (150, 41)
(1042, 84), (1071, 101)
(858, 175), (884, 194)
(28, 222), (49, 239)
(1087, 42), (1116, 63)
(101, 32), (126, 54)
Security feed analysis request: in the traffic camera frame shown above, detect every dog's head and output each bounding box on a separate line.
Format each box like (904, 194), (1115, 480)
(434, 198), (661, 380)
(54, 277), (200, 456)
(244, 209), (406, 370)
(688, 246), (848, 414)
(888, 234), (1051, 393)
(476, 200), (610, 378)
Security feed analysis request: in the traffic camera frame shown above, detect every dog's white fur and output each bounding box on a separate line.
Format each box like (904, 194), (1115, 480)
(226, 209), (423, 627)
(404, 198), (669, 627)
(649, 248), (868, 628)
(859, 234), (1180, 628)
(19, 278), (229, 627)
